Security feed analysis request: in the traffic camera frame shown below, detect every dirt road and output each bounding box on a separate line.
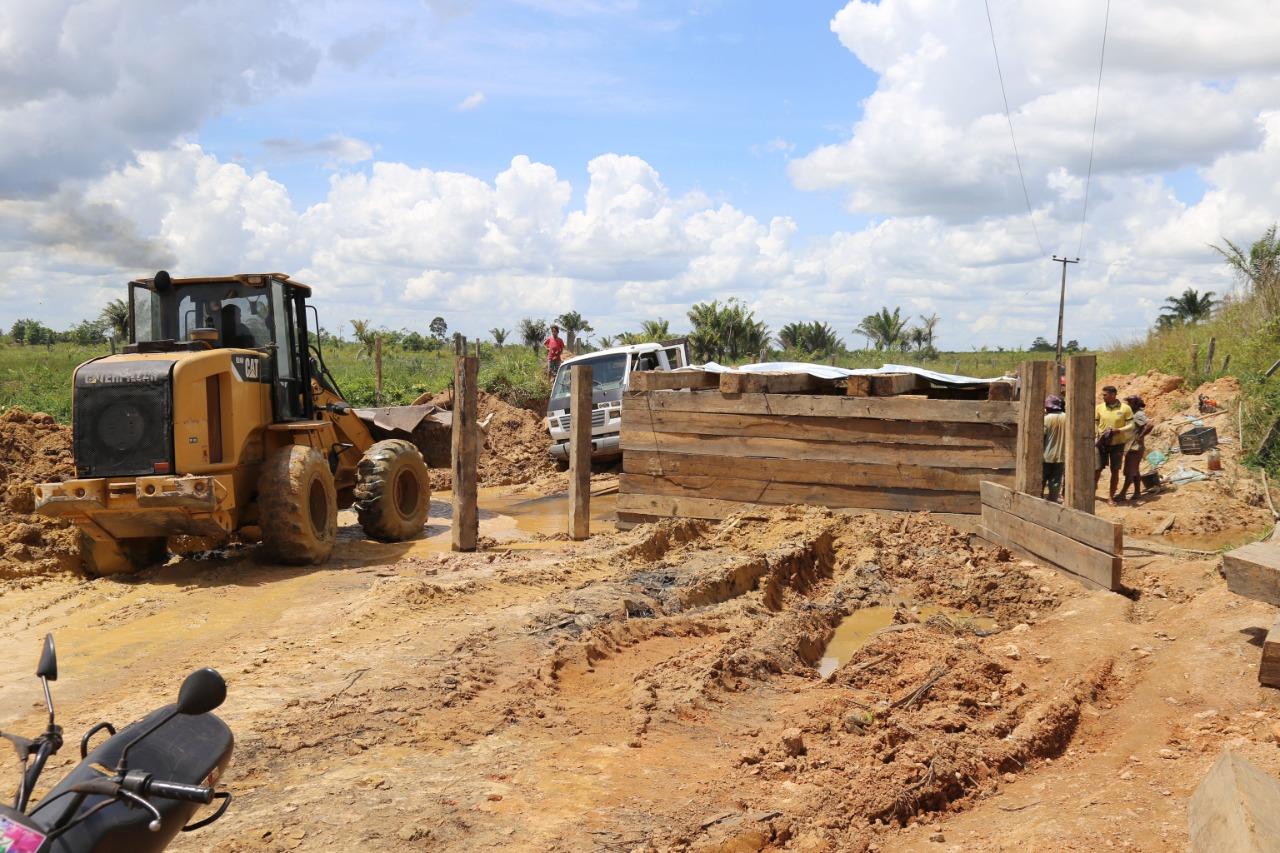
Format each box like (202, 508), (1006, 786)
(5, 486), (1280, 851)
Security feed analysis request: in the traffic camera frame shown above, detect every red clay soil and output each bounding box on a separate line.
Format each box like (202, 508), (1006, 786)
(0, 408), (78, 581)
(418, 389), (560, 489)
(1095, 373), (1272, 547)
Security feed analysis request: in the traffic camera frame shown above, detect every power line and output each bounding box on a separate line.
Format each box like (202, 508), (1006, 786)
(983, 0), (1044, 256)
(1077, 0), (1112, 258)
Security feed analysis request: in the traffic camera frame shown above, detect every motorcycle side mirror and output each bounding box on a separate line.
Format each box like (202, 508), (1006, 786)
(36, 634), (57, 682)
(176, 668), (226, 716)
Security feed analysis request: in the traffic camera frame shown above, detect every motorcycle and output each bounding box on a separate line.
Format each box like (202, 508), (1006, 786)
(0, 634), (234, 852)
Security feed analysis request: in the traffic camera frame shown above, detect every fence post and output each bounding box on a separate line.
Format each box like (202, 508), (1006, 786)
(568, 364), (593, 540)
(375, 335), (383, 406)
(1065, 354), (1097, 514)
(451, 336), (478, 552)
(1015, 360), (1052, 496)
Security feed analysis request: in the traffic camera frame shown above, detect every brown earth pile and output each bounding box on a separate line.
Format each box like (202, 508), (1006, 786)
(420, 389), (559, 489)
(0, 408), (79, 581)
(1095, 372), (1271, 545)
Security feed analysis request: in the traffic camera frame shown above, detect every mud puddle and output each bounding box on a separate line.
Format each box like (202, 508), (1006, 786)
(817, 603), (1000, 678)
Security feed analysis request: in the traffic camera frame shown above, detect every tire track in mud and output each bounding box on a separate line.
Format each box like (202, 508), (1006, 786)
(196, 505), (1104, 852)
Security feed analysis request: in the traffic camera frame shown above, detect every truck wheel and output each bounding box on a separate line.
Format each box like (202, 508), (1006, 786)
(80, 533), (167, 577)
(259, 445), (337, 564)
(354, 439), (431, 542)
(554, 458), (569, 473)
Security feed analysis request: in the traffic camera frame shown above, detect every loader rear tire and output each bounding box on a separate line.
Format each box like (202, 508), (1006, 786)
(80, 533), (168, 577)
(354, 439), (431, 542)
(259, 445), (337, 565)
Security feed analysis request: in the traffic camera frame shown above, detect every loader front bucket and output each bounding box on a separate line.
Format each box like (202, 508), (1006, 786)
(353, 405), (454, 467)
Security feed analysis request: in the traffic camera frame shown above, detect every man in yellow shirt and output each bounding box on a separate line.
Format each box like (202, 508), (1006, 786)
(1095, 385), (1134, 503)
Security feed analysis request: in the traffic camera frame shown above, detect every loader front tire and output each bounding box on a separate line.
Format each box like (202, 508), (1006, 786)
(354, 439), (431, 542)
(259, 445), (337, 565)
(80, 533), (168, 577)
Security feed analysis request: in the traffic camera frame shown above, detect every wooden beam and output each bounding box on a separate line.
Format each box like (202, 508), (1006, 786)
(623, 407), (1017, 448)
(619, 429), (1016, 469)
(637, 390), (1019, 424)
(987, 381), (1015, 401)
(627, 449), (1012, 493)
(1015, 360), (1053, 495)
(980, 481), (1121, 554)
(1222, 540), (1280, 606)
(845, 375), (872, 397)
(979, 504), (1120, 590)
(568, 364), (592, 540)
(1189, 750), (1280, 851)
(1064, 354), (1097, 513)
(450, 352), (479, 552)
(628, 370), (719, 393)
(868, 372), (931, 396)
(616, 492), (773, 523)
(719, 371), (837, 395)
(1261, 614), (1280, 688)
(621, 472), (980, 513)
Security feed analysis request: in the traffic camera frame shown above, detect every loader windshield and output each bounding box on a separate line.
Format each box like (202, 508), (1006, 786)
(130, 282), (273, 349)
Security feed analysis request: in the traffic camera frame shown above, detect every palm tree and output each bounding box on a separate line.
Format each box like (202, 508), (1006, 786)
(639, 319), (670, 341)
(855, 307), (907, 351)
(489, 328), (508, 347)
(687, 299), (769, 362)
(349, 319), (378, 358)
(519, 318), (548, 354)
(778, 321), (842, 356)
(1212, 224), (1280, 313)
(555, 311), (594, 351)
(918, 313), (940, 348)
(99, 298), (128, 339)
(596, 334), (616, 349)
(1160, 289), (1215, 326)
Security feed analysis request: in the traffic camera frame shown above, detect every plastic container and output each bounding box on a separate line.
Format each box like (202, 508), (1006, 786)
(1207, 448), (1222, 471)
(1178, 425), (1218, 455)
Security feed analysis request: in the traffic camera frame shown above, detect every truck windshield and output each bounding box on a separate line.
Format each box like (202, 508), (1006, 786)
(552, 354), (627, 397)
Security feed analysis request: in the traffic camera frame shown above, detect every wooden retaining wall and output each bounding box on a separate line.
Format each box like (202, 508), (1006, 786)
(617, 370), (1019, 525)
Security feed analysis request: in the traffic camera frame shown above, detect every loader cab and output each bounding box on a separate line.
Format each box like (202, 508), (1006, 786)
(126, 272), (315, 421)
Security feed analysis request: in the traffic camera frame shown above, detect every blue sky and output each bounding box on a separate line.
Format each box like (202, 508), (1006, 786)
(2, 0), (1273, 348)
(199, 1), (875, 238)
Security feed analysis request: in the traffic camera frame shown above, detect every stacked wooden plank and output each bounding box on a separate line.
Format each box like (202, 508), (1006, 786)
(1221, 540), (1280, 687)
(617, 369), (1019, 526)
(977, 481), (1123, 591)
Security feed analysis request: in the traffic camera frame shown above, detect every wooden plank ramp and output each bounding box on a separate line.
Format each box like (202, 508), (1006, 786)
(977, 481), (1122, 591)
(1222, 540), (1280, 606)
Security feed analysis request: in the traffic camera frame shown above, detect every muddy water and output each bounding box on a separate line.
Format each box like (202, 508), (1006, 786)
(336, 488), (618, 560)
(817, 604), (999, 678)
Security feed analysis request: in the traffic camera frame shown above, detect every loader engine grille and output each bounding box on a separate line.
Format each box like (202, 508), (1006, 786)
(73, 359), (175, 478)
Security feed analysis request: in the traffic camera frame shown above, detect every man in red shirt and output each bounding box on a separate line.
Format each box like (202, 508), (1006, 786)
(544, 324), (565, 376)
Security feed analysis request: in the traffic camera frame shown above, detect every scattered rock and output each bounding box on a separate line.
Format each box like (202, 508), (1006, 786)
(782, 728), (806, 757)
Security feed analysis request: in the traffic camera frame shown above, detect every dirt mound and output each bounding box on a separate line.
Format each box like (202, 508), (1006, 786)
(419, 389), (559, 489)
(0, 408), (79, 581)
(1095, 373), (1270, 546)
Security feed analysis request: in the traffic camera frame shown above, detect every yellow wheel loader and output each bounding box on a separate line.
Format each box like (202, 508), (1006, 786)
(33, 271), (451, 575)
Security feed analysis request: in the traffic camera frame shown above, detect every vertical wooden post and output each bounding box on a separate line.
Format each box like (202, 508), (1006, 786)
(1205, 336), (1217, 374)
(568, 364), (592, 540)
(374, 335), (384, 406)
(451, 338), (478, 552)
(1015, 360), (1052, 496)
(1065, 354), (1097, 514)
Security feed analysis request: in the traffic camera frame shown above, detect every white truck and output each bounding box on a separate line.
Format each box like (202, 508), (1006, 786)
(546, 340), (690, 468)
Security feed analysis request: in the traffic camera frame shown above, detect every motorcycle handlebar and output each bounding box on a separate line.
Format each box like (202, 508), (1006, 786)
(144, 778), (215, 805)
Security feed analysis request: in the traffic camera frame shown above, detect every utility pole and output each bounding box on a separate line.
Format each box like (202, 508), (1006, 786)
(1052, 255), (1080, 365)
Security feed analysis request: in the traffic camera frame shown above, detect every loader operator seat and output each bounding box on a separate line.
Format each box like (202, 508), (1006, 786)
(221, 304), (269, 349)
